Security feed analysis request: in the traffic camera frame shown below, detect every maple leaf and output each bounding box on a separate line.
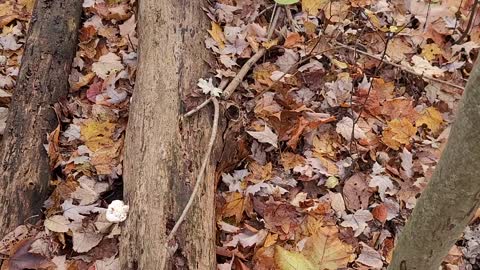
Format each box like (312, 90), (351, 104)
(207, 22), (225, 49)
(386, 37), (413, 62)
(421, 43), (442, 61)
(80, 119), (116, 152)
(416, 106), (443, 134)
(382, 118), (417, 150)
(407, 55), (444, 77)
(369, 175), (396, 201)
(301, 0), (328, 16)
(197, 77), (222, 97)
(247, 125), (278, 148)
(336, 117), (366, 141)
(274, 228), (354, 270)
(281, 152), (305, 171)
(222, 192), (246, 223)
(340, 209), (373, 237)
(92, 52), (124, 79)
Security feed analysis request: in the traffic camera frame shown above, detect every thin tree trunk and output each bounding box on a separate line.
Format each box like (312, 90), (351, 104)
(119, 0), (219, 269)
(388, 60), (480, 269)
(0, 0), (82, 238)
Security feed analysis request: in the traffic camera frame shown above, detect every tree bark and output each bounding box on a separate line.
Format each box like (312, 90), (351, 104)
(0, 0), (82, 238)
(119, 1), (219, 269)
(388, 60), (480, 269)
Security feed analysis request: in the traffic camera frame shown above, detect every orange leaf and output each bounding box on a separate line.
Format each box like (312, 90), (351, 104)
(382, 118), (417, 150)
(222, 192), (246, 223)
(372, 204), (387, 223)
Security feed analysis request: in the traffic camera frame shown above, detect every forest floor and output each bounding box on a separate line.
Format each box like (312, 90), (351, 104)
(0, 0), (479, 269)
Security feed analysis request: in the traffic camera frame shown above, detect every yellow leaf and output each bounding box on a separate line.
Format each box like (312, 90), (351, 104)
(281, 152), (305, 171)
(382, 118), (417, 150)
(275, 246), (316, 270)
(264, 233), (278, 248)
(80, 119), (116, 151)
(18, 0), (35, 12)
(262, 38), (279, 49)
(317, 156), (339, 175)
(332, 58), (348, 69)
(274, 224), (354, 270)
(302, 0), (329, 15)
(312, 134), (336, 158)
(304, 21), (317, 35)
(207, 22), (225, 49)
(421, 43), (442, 61)
(222, 192), (245, 223)
(416, 107), (443, 133)
(325, 176), (339, 188)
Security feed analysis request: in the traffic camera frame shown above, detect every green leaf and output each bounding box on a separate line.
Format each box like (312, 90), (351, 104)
(274, 246), (316, 270)
(274, 0), (300, 5)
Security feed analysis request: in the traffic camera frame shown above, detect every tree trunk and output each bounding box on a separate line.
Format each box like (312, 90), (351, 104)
(388, 60), (480, 269)
(119, 1), (219, 269)
(0, 0), (82, 238)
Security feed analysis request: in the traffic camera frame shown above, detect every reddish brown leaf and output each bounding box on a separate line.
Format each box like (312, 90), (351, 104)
(372, 204), (388, 223)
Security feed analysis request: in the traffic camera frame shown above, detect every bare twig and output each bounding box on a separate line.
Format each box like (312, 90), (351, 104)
(222, 48), (267, 99)
(335, 42), (465, 90)
(223, 6), (281, 99)
(184, 97), (213, 117)
(423, 0), (432, 30)
(167, 97), (220, 242)
(285, 6), (299, 32)
(455, 0), (479, 44)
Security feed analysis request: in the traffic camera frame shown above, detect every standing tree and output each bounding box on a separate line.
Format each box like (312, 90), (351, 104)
(119, 0), (220, 269)
(388, 59), (480, 269)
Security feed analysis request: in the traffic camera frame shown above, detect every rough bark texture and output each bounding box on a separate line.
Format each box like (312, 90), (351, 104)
(119, 0), (218, 269)
(0, 0), (82, 238)
(388, 60), (480, 269)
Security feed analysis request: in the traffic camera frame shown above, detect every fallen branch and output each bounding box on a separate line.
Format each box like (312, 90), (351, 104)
(335, 42), (465, 90)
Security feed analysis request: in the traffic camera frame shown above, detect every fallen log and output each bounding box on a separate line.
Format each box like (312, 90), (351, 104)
(0, 0), (82, 237)
(119, 0), (219, 269)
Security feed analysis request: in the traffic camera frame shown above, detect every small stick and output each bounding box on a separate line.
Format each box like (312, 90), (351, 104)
(222, 6), (282, 99)
(285, 6), (299, 32)
(335, 42), (465, 90)
(222, 48), (266, 99)
(184, 97), (213, 117)
(455, 0), (479, 44)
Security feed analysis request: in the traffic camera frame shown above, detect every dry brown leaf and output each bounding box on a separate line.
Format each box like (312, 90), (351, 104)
(222, 192), (246, 223)
(382, 118), (417, 150)
(343, 173), (371, 211)
(416, 107), (443, 134)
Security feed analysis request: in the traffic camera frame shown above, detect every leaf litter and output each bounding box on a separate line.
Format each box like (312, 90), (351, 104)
(0, 0), (479, 269)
